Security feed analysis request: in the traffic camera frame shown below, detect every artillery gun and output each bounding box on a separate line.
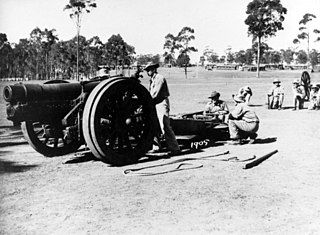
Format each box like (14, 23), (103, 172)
(3, 75), (157, 166)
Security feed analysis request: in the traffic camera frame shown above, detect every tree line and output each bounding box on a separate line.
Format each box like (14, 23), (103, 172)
(0, 30), (143, 80)
(1, 0), (320, 79)
(200, 42), (319, 67)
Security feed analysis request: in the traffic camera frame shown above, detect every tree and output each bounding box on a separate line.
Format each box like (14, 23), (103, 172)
(86, 36), (103, 77)
(103, 34), (136, 74)
(309, 49), (319, 68)
(163, 33), (178, 66)
(245, 49), (255, 65)
(64, 0), (97, 80)
(281, 48), (295, 65)
(225, 47), (235, 64)
(176, 27), (197, 78)
(0, 33), (13, 78)
(163, 52), (175, 65)
(176, 53), (190, 67)
(234, 50), (247, 65)
(41, 28), (58, 79)
(293, 13), (320, 67)
(245, 0), (287, 77)
(296, 50), (308, 64)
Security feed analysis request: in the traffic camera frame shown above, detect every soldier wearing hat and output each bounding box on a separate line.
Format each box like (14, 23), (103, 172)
(145, 62), (180, 154)
(292, 79), (306, 110)
(267, 78), (284, 110)
(227, 94), (259, 145)
(203, 91), (229, 122)
(308, 84), (320, 110)
(238, 86), (252, 104)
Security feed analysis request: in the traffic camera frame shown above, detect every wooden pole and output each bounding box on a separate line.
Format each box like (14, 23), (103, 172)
(243, 149), (278, 169)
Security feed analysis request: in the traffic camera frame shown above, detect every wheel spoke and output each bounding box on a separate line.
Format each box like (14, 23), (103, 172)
(44, 137), (49, 144)
(54, 137), (58, 148)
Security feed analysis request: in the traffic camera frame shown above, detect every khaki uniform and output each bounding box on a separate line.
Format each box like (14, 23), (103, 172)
(268, 85), (284, 109)
(239, 86), (252, 103)
(149, 73), (180, 151)
(228, 102), (259, 139)
(204, 100), (229, 122)
(292, 85), (306, 109)
(308, 89), (320, 110)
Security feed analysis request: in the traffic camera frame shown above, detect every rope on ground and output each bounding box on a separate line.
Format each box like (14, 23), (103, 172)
(123, 151), (256, 176)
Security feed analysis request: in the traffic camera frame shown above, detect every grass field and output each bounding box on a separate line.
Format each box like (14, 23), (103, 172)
(1, 68), (320, 234)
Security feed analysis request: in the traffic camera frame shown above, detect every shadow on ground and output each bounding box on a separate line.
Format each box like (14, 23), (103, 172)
(0, 141), (27, 148)
(253, 137), (277, 144)
(0, 158), (38, 174)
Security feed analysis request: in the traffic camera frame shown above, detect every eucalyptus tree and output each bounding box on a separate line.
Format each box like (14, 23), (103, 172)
(280, 48), (295, 65)
(0, 33), (13, 78)
(176, 27), (197, 78)
(86, 36), (103, 77)
(30, 27), (45, 79)
(41, 28), (58, 79)
(203, 48), (219, 63)
(296, 50), (308, 64)
(245, 0), (287, 77)
(64, 0), (97, 80)
(163, 33), (178, 66)
(103, 34), (136, 74)
(293, 13), (320, 66)
(309, 49), (319, 68)
(234, 50), (247, 65)
(12, 39), (30, 78)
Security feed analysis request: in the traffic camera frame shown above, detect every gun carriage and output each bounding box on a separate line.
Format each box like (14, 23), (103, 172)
(3, 76), (157, 166)
(3, 72), (229, 165)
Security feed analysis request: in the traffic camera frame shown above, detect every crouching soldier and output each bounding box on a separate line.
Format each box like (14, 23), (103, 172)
(228, 94), (260, 145)
(308, 84), (320, 110)
(267, 78), (284, 110)
(292, 79), (306, 110)
(203, 91), (229, 122)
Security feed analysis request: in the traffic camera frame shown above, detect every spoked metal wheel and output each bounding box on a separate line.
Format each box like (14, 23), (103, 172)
(301, 71), (311, 101)
(21, 121), (82, 157)
(82, 78), (156, 165)
(20, 79), (82, 157)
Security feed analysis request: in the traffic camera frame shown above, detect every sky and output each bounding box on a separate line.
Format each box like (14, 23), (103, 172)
(0, 0), (320, 63)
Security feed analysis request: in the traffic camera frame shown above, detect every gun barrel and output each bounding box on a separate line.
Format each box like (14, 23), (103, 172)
(3, 83), (82, 103)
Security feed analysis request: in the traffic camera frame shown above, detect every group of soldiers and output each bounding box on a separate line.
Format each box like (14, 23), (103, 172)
(143, 64), (318, 151)
(144, 62), (260, 150)
(267, 71), (320, 110)
(203, 86), (258, 145)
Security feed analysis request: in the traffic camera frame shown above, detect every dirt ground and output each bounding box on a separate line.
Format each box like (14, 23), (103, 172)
(1, 69), (320, 235)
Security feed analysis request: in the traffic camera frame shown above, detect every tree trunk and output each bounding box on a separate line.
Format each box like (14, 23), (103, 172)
(184, 64), (187, 79)
(256, 37), (261, 78)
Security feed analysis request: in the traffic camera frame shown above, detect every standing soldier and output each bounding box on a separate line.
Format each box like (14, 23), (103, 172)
(144, 62), (180, 155)
(267, 78), (284, 110)
(292, 79), (306, 110)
